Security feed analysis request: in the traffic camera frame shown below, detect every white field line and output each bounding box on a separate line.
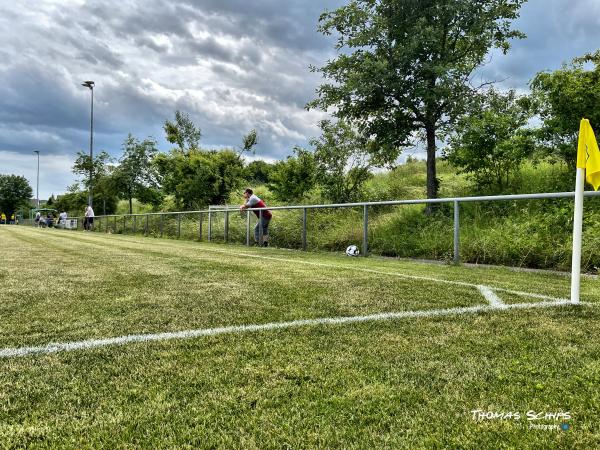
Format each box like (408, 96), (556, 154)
(478, 285), (506, 308)
(194, 247), (569, 303)
(0, 300), (575, 359)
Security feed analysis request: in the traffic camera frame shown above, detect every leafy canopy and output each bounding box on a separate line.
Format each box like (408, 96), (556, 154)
(445, 89), (534, 191)
(244, 160), (274, 184)
(311, 120), (373, 204)
(164, 111), (201, 153)
(310, 0), (526, 198)
(154, 149), (244, 209)
(531, 50), (600, 166)
(0, 175), (33, 216)
(111, 134), (162, 214)
(268, 148), (317, 202)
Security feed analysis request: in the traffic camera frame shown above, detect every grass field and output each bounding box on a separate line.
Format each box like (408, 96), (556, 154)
(2, 226), (600, 448)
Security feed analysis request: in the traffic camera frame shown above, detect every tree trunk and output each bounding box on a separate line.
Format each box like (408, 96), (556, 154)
(129, 196), (133, 215)
(425, 122), (438, 213)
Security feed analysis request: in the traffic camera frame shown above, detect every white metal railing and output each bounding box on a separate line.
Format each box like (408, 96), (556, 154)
(25, 190), (600, 263)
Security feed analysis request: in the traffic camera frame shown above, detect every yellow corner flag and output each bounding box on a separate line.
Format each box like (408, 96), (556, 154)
(577, 119), (600, 191)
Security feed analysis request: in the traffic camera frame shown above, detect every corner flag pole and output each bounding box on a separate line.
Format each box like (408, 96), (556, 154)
(570, 166), (584, 305)
(571, 118), (600, 304)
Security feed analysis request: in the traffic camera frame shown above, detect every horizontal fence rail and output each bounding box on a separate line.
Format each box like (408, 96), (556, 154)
(20, 190), (600, 265)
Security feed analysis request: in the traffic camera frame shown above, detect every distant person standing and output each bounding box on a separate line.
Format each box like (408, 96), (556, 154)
(240, 188), (272, 247)
(58, 210), (67, 227)
(84, 205), (95, 231)
(35, 211), (41, 227)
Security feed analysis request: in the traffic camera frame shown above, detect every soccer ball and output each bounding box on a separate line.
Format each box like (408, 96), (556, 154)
(346, 245), (360, 257)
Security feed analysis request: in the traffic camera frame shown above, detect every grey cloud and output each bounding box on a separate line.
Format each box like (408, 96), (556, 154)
(86, 1), (194, 40)
(187, 36), (237, 64)
(178, 0), (344, 51)
(476, 0), (600, 90)
(0, 65), (86, 130)
(158, 52), (199, 67)
(1, 0), (600, 197)
(134, 36), (170, 53)
(74, 44), (124, 69)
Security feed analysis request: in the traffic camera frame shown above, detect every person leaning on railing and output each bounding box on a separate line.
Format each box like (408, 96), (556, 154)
(240, 188), (272, 247)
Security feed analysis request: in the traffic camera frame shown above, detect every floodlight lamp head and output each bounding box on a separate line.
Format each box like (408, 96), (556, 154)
(82, 81), (95, 89)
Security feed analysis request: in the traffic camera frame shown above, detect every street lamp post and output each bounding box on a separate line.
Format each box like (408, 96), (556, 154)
(81, 80), (95, 208)
(33, 150), (40, 208)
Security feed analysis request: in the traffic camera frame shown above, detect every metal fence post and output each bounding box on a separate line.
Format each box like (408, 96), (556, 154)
(454, 200), (460, 264)
(208, 211), (212, 242)
(114, 215), (117, 233)
(177, 213), (181, 238)
(199, 212), (203, 241)
(133, 216), (137, 234)
(258, 210), (264, 246)
(145, 214), (149, 236)
(224, 210), (229, 242)
(246, 210), (250, 246)
(160, 214), (164, 237)
(363, 205), (369, 257)
(123, 216), (126, 234)
(302, 208), (307, 251)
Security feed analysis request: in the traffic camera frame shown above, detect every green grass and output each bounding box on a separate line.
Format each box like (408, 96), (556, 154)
(2, 226), (600, 448)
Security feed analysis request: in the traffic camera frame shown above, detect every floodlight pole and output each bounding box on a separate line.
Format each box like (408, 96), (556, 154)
(82, 81), (95, 208)
(33, 150), (40, 208)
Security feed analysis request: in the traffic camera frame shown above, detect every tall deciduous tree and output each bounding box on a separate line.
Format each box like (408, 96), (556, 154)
(112, 135), (162, 214)
(72, 150), (116, 214)
(72, 150), (112, 189)
(310, 0), (526, 199)
(0, 175), (33, 217)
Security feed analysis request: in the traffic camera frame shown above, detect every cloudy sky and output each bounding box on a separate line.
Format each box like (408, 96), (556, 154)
(0, 0), (599, 199)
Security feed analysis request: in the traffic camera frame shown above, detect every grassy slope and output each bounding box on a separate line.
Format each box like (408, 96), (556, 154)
(1, 226), (600, 448)
(98, 160), (594, 271)
(250, 160), (600, 272)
